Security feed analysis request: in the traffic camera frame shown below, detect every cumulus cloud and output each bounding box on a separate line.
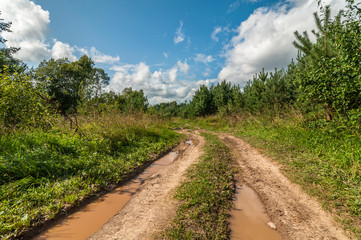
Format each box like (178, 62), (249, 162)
(0, 0), (119, 64)
(218, 0), (346, 86)
(194, 54), (215, 64)
(78, 47), (120, 64)
(177, 60), (189, 74)
(108, 61), (216, 104)
(0, 0), (51, 62)
(51, 40), (77, 61)
(174, 21), (185, 44)
(0, 0), (78, 62)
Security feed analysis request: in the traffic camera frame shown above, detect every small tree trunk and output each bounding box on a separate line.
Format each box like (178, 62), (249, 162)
(325, 103), (332, 121)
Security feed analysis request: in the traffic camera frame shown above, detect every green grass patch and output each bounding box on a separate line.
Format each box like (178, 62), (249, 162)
(0, 113), (183, 239)
(163, 133), (237, 240)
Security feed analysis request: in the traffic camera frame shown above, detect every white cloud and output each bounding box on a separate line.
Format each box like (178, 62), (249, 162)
(211, 26), (222, 42)
(194, 54), (215, 64)
(177, 60), (189, 74)
(79, 47), (119, 64)
(51, 40), (77, 61)
(108, 61), (216, 104)
(228, 1), (241, 14)
(0, 0), (51, 62)
(174, 21), (185, 44)
(0, 0), (78, 62)
(0, 0), (119, 64)
(218, 0), (347, 86)
(163, 52), (168, 59)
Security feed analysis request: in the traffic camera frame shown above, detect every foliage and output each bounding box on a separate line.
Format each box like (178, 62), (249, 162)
(189, 85), (215, 117)
(0, 67), (51, 131)
(149, 101), (189, 118)
(84, 88), (149, 114)
(293, 3), (361, 121)
(34, 55), (110, 114)
(0, 11), (23, 73)
(0, 113), (183, 239)
(120, 87), (148, 113)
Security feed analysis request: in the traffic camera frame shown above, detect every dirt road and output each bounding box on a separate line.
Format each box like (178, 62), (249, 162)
(88, 130), (352, 240)
(89, 130), (204, 240)
(221, 133), (353, 240)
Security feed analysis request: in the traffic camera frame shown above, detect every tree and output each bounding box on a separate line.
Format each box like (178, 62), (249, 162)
(121, 87), (148, 113)
(0, 67), (51, 130)
(189, 85), (214, 117)
(243, 69), (267, 112)
(35, 55), (110, 114)
(0, 11), (23, 73)
(293, 6), (342, 120)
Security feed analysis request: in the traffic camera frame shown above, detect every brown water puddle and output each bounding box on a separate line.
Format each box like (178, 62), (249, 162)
(34, 151), (178, 240)
(230, 185), (282, 240)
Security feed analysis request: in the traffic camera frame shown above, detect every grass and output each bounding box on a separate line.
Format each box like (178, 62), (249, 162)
(0, 113), (184, 239)
(190, 114), (361, 238)
(163, 133), (237, 240)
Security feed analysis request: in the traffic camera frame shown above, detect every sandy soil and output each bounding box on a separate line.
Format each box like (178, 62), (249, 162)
(89, 130), (204, 240)
(221, 133), (354, 240)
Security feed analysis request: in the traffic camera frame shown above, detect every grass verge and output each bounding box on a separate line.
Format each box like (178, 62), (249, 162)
(163, 133), (237, 240)
(0, 113), (184, 239)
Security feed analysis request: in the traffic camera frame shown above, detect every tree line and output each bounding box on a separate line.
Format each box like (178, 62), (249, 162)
(152, 0), (361, 125)
(1, 0), (360, 131)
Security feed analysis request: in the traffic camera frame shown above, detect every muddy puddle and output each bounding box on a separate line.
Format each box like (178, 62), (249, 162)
(34, 151), (179, 240)
(230, 185), (282, 240)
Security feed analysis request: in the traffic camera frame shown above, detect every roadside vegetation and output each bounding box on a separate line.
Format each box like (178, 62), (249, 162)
(1, 0), (361, 238)
(0, 11), (184, 239)
(0, 113), (182, 239)
(163, 133), (237, 240)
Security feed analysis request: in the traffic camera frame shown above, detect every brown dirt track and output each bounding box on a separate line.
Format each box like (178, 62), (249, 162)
(221, 133), (354, 240)
(88, 130), (353, 240)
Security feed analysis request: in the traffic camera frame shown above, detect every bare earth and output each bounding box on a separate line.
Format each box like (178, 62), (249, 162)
(89, 130), (204, 240)
(89, 130), (354, 240)
(221, 133), (354, 240)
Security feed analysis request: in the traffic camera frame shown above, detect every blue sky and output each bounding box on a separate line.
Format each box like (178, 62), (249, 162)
(0, 0), (347, 104)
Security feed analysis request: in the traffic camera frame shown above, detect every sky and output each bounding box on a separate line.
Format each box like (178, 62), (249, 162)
(0, 0), (348, 104)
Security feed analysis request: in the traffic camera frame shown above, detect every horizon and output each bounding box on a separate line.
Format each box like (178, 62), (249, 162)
(0, 0), (347, 104)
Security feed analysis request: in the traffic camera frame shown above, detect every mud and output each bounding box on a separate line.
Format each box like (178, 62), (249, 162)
(32, 130), (352, 240)
(230, 184), (282, 240)
(221, 134), (354, 240)
(34, 151), (179, 240)
(89, 130), (204, 240)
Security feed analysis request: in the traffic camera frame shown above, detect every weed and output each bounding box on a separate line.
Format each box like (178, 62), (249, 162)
(0, 113), (183, 239)
(163, 133), (237, 240)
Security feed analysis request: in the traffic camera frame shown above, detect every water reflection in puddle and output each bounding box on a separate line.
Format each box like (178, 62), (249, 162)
(35, 151), (178, 240)
(230, 185), (282, 240)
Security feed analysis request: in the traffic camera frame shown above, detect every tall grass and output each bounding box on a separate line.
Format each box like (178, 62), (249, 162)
(0, 113), (183, 239)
